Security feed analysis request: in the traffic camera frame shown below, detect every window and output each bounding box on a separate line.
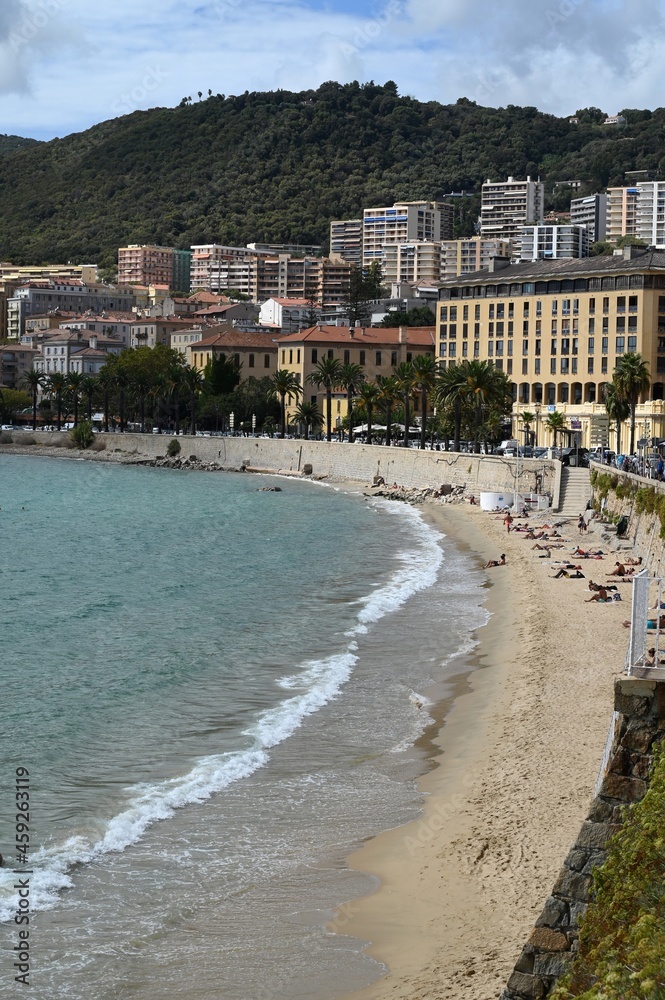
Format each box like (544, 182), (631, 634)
(475, 304), (481, 320)
(587, 358), (594, 374)
(449, 324), (457, 338)
(497, 304), (504, 319)
(628, 316), (638, 332)
(264, 354), (270, 368)
(601, 357), (608, 374)
(536, 320), (542, 335)
(561, 338), (570, 355)
(448, 343), (456, 358)
(359, 350), (365, 365)
(572, 338), (578, 355)
(508, 303), (514, 319)
(628, 336), (637, 352)
(496, 322), (504, 336)
(311, 395), (317, 404)
(602, 337), (608, 354)
(462, 341), (468, 357)
(311, 349), (317, 363)
(588, 318), (595, 334)
(234, 354), (240, 367)
(573, 299), (579, 315)
(391, 351), (397, 366)
(474, 323), (480, 338)
(450, 306), (457, 321)
(440, 306), (448, 321)
(523, 320), (529, 335)
(603, 297), (610, 314)
(562, 299), (571, 315)
(550, 359), (557, 374)
(507, 359), (513, 375)
(561, 358), (570, 374)
(551, 339), (557, 355)
(375, 351), (381, 365)
(617, 296), (626, 313)
(344, 349), (350, 363)
(602, 318), (609, 334)
(462, 323), (469, 339)
(589, 297), (595, 314)
(616, 316), (625, 332)
(508, 321), (514, 335)
(535, 339), (541, 356)
(522, 339), (529, 355)
(282, 350), (286, 364)
(328, 349), (334, 359)
(495, 359), (503, 371)
(572, 358), (578, 374)
(658, 358), (665, 374)
(440, 324), (447, 338)
(489, 304), (495, 319)
(248, 353), (255, 368)
(536, 300), (542, 316)
(488, 322), (494, 336)
(535, 358), (541, 374)
(297, 349), (300, 363)
(552, 320), (558, 334)
(289, 349), (293, 364)
(488, 342), (494, 356)
(507, 340), (513, 356)
(474, 343), (480, 357)
(523, 302), (530, 318)
(522, 359), (528, 375)
(439, 343), (446, 356)
(552, 300), (558, 315)
(463, 305), (469, 321)
(616, 337), (625, 353)
(496, 340), (504, 356)
(406, 353), (412, 363)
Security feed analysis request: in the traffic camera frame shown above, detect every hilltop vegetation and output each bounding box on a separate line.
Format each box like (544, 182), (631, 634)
(2, 84), (665, 266)
(0, 133), (41, 156)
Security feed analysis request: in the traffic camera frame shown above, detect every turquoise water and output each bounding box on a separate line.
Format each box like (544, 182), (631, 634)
(0, 455), (488, 998)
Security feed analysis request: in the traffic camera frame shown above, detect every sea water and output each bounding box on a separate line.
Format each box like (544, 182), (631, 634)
(0, 455), (488, 998)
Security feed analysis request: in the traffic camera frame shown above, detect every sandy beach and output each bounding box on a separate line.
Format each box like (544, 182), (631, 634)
(339, 499), (630, 1000)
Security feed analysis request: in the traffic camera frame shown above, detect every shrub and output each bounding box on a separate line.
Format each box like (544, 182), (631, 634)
(167, 438), (181, 457)
(69, 421), (94, 449)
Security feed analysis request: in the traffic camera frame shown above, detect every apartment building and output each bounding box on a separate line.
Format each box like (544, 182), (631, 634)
(362, 202), (454, 268)
(259, 298), (317, 335)
(34, 330), (123, 377)
(276, 325), (436, 426)
(0, 263), (98, 284)
(186, 329), (279, 377)
(570, 194), (607, 243)
(606, 187), (639, 242)
(636, 181), (665, 248)
(189, 245), (271, 292)
(440, 238), (511, 278)
(329, 219), (363, 267)
(380, 242), (444, 286)
(480, 177), (545, 258)
(117, 245), (192, 292)
(7, 282), (138, 339)
(437, 248), (665, 447)
(0, 345), (40, 389)
(520, 225), (590, 262)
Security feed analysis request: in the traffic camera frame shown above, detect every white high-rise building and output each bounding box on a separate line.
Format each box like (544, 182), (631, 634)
(480, 177), (545, 258)
(636, 181), (665, 247)
(329, 219), (363, 267)
(520, 225), (590, 262)
(570, 194), (607, 244)
(380, 242), (444, 285)
(362, 202), (453, 269)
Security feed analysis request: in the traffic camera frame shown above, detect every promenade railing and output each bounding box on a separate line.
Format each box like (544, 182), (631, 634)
(625, 571), (665, 674)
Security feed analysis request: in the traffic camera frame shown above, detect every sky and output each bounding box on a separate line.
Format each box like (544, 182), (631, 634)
(2, 0), (665, 141)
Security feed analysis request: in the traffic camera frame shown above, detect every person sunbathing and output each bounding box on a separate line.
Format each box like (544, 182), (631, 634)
(573, 547), (604, 558)
(586, 588), (610, 602)
(609, 562), (627, 577)
(588, 580), (617, 592)
(551, 567), (585, 579)
(484, 554), (506, 568)
(625, 556), (642, 566)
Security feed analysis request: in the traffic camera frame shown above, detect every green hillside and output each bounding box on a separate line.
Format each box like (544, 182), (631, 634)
(1, 83), (665, 267)
(0, 134), (41, 156)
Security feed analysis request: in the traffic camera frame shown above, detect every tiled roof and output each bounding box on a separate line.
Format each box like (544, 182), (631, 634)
(276, 325), (436, 347)
(189, 329), (279, 350)
(442, 249), (665, 286)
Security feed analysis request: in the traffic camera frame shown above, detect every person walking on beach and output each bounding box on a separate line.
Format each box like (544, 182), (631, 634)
(578, 514), (587, 535)
(504, 513), (513, 532)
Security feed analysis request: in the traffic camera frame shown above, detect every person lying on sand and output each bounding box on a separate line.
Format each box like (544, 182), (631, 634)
(484, 554), (506, 568)
(625, 556), (643, 566)
(588, 580), (617, 592)
(623, 616), (665, 629)
(551, 567), (585, 579)
(532, 542), (565, 550)
(572, 547), (605, 558)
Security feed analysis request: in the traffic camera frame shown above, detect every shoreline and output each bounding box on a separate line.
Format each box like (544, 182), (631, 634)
(336, 499), (629, 1000)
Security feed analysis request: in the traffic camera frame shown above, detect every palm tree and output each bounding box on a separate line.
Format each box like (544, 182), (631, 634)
(97, 366), (115, 432)
(393, 362), (417, 449)
(166, 365), (185, 435)
(80, 376), (97, 423)
(603, 380), (631, 455)
(355, 382), (381, 445)
(47, 372), (67, 431)
(338, 362), (365, 443)
(518, 410), (536, 448)
(183, 366), (204, 435)
(307, 357), (343, 442)
(268, 369), (303, 438)
(458, 360), (511, 453)
(113, 365), (131, 432)
(66, 371), (85, 427)
(150, 373), (169, 433)
(294, 400), (321, 440)
(376, 376), (400, 447)
(545, 410), (566, 449)
(21, 369), (43, 431)
(436, 365), (468, 452)
(411, 354), (439, 449)
(613, 352), (651, 455)
(131, 370), (153, 433)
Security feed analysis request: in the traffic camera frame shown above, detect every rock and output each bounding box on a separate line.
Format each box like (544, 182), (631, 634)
(535, 897), (568, 929)
(528, 928), (568, 952)
(533, 953), (572, 978)
(563, 848), (589, 873)
(575, 821), (619, 851)
(552, 869), (591, 902)
(623, 722), (658, 754)
(506, 970), (547, 998)
(600, 772), (647, 803)
(514, 945), (535, 974)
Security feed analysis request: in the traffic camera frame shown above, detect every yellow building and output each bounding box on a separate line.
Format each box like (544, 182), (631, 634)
(276, 325), (436, 425)
(186, 328), (279, 379)
(437, 248), (665, 450)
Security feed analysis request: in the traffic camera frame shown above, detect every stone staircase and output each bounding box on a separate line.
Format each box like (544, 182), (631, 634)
(556, 466), (593, 517)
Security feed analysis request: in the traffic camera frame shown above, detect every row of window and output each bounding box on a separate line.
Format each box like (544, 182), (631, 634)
(441, 274), (665, 300)
(440, 315), (640, 340)
(284, 348), (413, 367)
(441, 296), (643, 322)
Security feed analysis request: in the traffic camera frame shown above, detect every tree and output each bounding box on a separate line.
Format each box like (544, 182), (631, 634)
(307, 357), (343, 441)
(376, 375), (400, 448)
(436, 365), (468, 452)
(268, 369), (303, 438)
(203, 353), (241, 396)
(21, 369), (43, 431)
(97, 366), (115, 432)
(183, 365), (204, 435)
(411, 354), (439, 450)
(113, 364), (131, 433)
(338, 362), (365, 443)
(614, 352), (651, 455)
(66, 371), (85, 427)
(518, 410), (536, 447)
(603, 380), (631, 455)
(166, 365), (185, 434)
(294, 400), (321, 440)
(80, 376), (97, 423)
(131, 369), (153, 432)
(545, 410), (566, 448)
(393, 362), (416, 449)
(459, 360), (512, 453)
(47, 372), (67, 431)
(380, 307), (436, 328)
(0, 388), (31, 424)
(345, 263), (385, 327)
(355, 382), (381, 445)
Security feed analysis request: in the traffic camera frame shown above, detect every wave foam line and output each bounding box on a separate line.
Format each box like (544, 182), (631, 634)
(0, 499), (445, 922)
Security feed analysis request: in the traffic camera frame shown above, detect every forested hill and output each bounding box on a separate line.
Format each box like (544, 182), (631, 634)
(0, 134), (41, 156)
(2, 82), (665, 267)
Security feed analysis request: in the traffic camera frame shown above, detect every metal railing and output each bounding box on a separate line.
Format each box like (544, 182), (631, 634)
(626, 573), (665, 673)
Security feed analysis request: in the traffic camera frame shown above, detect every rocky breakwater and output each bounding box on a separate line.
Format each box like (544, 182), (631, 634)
(500, 672), (665, 1000)
(366, 484), (468, 505)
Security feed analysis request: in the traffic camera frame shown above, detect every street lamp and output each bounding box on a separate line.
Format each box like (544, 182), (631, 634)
(533, 401), (541, 447)
(230, 411), (235, 435)
(252, 413), (256, 435)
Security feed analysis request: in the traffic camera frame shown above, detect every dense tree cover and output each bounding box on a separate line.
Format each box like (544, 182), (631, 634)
(380, 306), (436, 327)
(0, 134), (40, 156)
(4, 84), (665, 266)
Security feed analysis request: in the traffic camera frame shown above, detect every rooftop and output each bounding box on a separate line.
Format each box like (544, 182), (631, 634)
(276, 325), (436, 347)
(189, 328), (280, 350)
(442, 248), (665, 287)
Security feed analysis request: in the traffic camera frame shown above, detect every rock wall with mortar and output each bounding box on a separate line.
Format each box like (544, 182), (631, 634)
(589, 461), (665, 576)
